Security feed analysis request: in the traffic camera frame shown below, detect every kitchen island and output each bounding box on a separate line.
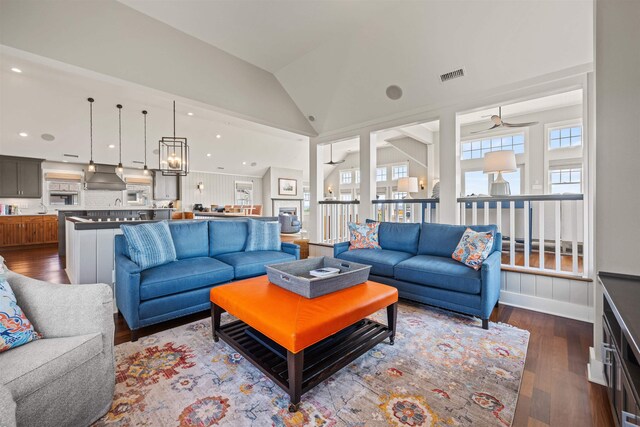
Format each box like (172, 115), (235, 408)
(57, 207), (172, 255)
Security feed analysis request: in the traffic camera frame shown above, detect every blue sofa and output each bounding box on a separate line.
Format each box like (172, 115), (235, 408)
(115, 220), (299, 340)
(334, 222), (502, 329)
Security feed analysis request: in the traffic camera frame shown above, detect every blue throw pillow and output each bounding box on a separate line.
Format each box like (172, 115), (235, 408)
(1, 268), (40, 353)
(121, 221), (177, 269)
(245, 219), (281, 252)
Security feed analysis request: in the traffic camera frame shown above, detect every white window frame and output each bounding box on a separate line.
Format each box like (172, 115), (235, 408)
(461, 165), (525, 196)
(548, 164), (582, 194)
(548, 123), (583, 150)
(340, 170), (352, 185)
(391, 164), (409, 181)
(376, 167), (388, 182)
(460, 132), (525, 160)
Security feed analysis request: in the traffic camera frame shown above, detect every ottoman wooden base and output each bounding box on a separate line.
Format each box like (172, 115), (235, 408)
(212, 303), (397, 411)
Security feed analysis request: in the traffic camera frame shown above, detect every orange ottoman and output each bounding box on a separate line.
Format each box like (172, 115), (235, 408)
(210, 275), (398, 411)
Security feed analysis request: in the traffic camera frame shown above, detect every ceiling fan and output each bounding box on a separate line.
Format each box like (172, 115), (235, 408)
(471, 107), (539, 134)
(324, 143), (345, 165)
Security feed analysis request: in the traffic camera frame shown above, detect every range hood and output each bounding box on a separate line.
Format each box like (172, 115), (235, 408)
(84, 164), (126, 191)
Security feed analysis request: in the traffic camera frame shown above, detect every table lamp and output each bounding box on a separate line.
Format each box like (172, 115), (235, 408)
(483, 150), (517, 196)
(398, 177), (419, 199)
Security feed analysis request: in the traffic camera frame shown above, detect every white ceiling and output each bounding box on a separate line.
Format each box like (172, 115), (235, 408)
(0, 49), (309, 179)
(118, 0), (395, 73)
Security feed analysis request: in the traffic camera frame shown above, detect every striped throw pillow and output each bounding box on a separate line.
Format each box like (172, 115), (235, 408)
(245, 219), (281, 252)
(121, 221), (177, 269)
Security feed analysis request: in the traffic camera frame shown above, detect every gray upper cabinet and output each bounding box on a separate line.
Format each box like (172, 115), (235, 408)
(0, 156), (43, 198)
(153, 171), (179, 200)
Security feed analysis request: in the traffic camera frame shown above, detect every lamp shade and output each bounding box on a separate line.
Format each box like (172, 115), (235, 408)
(483, 150), (517, 174)
(397, 177), (419, 193)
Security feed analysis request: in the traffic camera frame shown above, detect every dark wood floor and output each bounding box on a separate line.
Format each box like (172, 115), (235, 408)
(1, 245), (613, 427)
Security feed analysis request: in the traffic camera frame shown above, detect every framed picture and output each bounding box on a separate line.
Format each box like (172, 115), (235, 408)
(278, 178), (297, 196)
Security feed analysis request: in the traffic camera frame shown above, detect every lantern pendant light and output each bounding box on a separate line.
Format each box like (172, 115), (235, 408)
(142, 110), (149, 175)
(87, 97), (96, 172)
(116, 104), (124, 174)
(159, 100), (188, 176)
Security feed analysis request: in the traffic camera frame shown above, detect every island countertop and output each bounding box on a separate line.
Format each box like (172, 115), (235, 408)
(65, 216), (164, 230)
(56, 207), (174, 211)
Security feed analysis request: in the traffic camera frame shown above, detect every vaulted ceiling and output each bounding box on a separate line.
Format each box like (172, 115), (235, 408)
(1, 0), (593, 138)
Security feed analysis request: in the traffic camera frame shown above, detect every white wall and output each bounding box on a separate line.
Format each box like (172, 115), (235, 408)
(180, 171), (263, 211)
(262, 167), (304, 216)
(0, 0), (315, 136)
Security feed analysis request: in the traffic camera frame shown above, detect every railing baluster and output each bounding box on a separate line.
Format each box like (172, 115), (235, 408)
(472, 202), (477, 225)
(496, 201), (502, 232)
(555, 200), (561, 272)
(509, 201), (515, 266)
(484, 201), (489, 225)
(571, 201), (579, 274)
(524, 200), (530, 268)
(538, 200), (545, 270)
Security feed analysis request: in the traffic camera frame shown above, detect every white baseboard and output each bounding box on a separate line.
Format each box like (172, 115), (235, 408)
(499, 290), (595, 323)
(587, 346), (607, 386)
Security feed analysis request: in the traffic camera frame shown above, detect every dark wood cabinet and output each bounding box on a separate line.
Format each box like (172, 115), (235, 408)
(600, 273), (640, 427)
(0, 215), (58, 247)
(0, 156), (43, 198)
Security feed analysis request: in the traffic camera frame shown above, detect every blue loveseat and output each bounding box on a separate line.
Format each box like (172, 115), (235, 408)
(334, 222), (502, 329)
(115, 220), (299, 340)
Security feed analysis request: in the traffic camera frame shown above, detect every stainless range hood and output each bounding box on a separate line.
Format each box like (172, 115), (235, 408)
(84, 164), (126, 191)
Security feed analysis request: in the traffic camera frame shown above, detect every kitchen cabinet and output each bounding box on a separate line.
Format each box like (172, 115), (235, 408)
(0, 215), (58, 247)
(0, 156), (43, 198)
(153, 171), (179, 200)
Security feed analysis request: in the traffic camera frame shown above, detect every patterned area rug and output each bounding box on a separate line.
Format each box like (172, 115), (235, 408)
(95, 302), (529, 426)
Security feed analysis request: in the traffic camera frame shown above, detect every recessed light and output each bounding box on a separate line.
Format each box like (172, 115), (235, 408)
(18, 132), (28, 137)
(242, 161), (247, 165)
(62, 160), (68, 163)
(216, 134), (221, 139)
(11, 67), (22, 73)
(187, 112), (194, 116)
(108, 144), (115, 148)
(207, 153), (212, 157)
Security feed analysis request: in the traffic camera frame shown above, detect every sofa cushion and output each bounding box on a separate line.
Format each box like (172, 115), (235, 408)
(215, 251), (296, 279)
(0, 333), (102, 398)
(245, 219), (281, 252)
(367, 220), (421, 254)
(140, 257), (234, 301)
(121, 221), (177, 269)
(394, 255), (482, 294)
(168, 221), (209, 259)
(209, 221), (248, 257)
(336, 248), (413, 277)
(418, 223), (498, 257)
(349, 222), (381, 250)
(452, 228), (495, 270)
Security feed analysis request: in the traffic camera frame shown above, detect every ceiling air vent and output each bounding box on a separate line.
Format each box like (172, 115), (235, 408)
(440, 67), (465, 83)
(63, 154), (79, 158)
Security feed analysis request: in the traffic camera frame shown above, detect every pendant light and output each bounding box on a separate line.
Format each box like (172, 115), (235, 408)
(142, 110), (149, 175)
(116, 104), (124, 174)
(159, 100), (189, 176)
(87, 97), (96, 172)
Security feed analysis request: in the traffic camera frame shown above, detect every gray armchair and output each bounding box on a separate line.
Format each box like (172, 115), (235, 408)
(0, 267), (115, 427)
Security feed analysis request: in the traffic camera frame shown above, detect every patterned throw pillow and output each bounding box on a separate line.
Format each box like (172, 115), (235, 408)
(121, 221), (177, 269)
(0, 266), (40, 353)
(245, 219), (281, 252)
(452, 228), (495, 270)
(348, 222), (381, 250)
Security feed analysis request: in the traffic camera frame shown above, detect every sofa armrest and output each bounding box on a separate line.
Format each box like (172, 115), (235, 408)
(334, 241), (350, 256)
(0, 383), (16, 427)
(480, 251), (502, 319)
(281, 242), (300, 260)
(115, 254), (142, 331)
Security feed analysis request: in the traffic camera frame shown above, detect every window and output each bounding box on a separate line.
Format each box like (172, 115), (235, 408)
(463, 170), (489, 196)
(392, 191), (407, 200)
(376, 167), (387, 182)
(355, 170), (360, 184)
(340, 192), (353, 201)
(549, 125), (582, 149)
(340, 171), (352, 184)
(461, 133), (525, 160)
(392, 165), (408, 180)
(500, 169), (522, 196)
(303, 190), (310, 213)
(550, 167), (581, 194)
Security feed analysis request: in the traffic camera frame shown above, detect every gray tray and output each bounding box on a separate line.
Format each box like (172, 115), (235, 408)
(266, 257), (371, 298)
